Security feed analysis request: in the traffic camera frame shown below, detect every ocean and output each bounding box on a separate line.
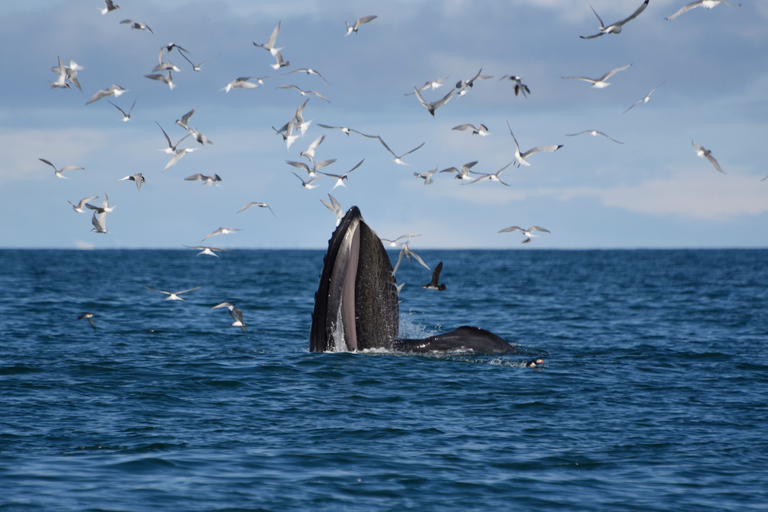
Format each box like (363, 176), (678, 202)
(1, 248), (767, 511)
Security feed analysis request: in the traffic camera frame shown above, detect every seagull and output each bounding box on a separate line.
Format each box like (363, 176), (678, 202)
(91, 210), (108, 234)
(183, 245), (231, 257)
(184, 173), (222, 186)
(175, 107), (197, 130)
(270, 51), (290, 71)
(499, 75), (531, 97)
(86, 84), (127, 105)
(202, 227), (241, 242)
(276, 84), (330, 103)
(422, 262), (446, 291)
(380, 233), (421, 248)
(272, 124), (299, 151)
(163, 147), (196, 171)
(507, 123), (563, 167)
(566, 130), (624, 144)
(666, 0), (740, 20)
(85, 194), (115, 214)
(107, 98), (136, 121)
(580, 0), (649, 39)
(253, 21), (282, 56)
(320, 194), (344, 225)
(285, 67), (329, 84)
(180, 52), (218, 72)
(144, 285), (202, 301)
(376, 137), (425, 165)
(78, 312), (97, 330)
(60, 59), (84, 91)
(68, 196), (99, 213)
(392, 242), (430, 275)
(300, 135), (325, 163)
(317, 124), (375, 138)
(692, 141), (725, 174)
(237, 202), (276, 217)
(452, 123), (489, 136)
(212, 302), (246, 331)
(413, 87), (454, 116)
(223, 77), (262, 92)
(39, 158), (84, 179)
(120, 173), (146, 191)
(99, 0), (119, 15)
(455, 68), (494, 95)
(499, 225), (551, 244)
(156, 122), (190, 154)
(623, 82), (666, 113)
(319, 159), (365, 190)
(291, 171), (323, 189)
(291, 98), (312, 136)
(414, 166), (438, 185)
(120, 19), (153, 33)
(465, 162), (513, 186)
(406, 75), (450, 95)
(187, 126), (213, 146)
(563, 64), (632, 89)
(439, 161), (479, 181)
(145, 71), (176, 90)
(49, 57), (74, 89)
(286, 159), (336, 179)
(345, 15), (377, 35)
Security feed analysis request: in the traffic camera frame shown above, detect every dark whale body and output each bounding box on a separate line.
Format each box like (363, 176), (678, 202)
(310, 206), (517, 354)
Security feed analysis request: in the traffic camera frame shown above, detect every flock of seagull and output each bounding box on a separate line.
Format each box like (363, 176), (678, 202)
(42, 1), (751, 333)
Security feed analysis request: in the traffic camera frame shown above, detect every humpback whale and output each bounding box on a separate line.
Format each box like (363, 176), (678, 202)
(310, 206), (517, 354)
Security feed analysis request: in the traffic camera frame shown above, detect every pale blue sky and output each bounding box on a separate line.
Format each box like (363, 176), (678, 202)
(1, 0), (766, 249)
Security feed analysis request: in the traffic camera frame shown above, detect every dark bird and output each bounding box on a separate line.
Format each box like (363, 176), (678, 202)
(422, 262), (446, 291)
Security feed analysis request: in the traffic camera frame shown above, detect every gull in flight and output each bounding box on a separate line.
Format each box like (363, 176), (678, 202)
(563, 64), (631, 89)
(88, 195), (114, 234)
(86, 84), (127, 105)
(68, 195), (99, 213)
(39, 158), (84, 179)
(345, 15), (377, 36)
(319, 159), (365, 190)
(499, 75), (531, 97)
(223, 77), (262, 92)
(202, 227), (241, 242)
(120, 173), (146, 191)
(422, 262), (446, 291)
(237, 202), (276, 217)
(414, 166), (438, 185)
(507, 122), (563, 167)
(163, 147), (196, 171)
(499, 225), (551, 244)
(291, 172), (323, 189)
(185, 173), (222, 186)
(624, 81), (666, 113)
(108, 98), (136, 121)
(566, 130), (623, 144)
(145, 71), (176, 90)
(78, 312), (97, 330)
(392, 242), (430, 276)
(212, 302), (246, 331)
(321, 194), (344, 225)
(187, 126), (213, 146)
(285, 67), (329, 84)
(666, 0), (740, 20)
(380, 233), (421, 248)
(452, 123), (489, 136)
(439, 161), (479, 181)
(99, 0), (119, 15)
(156, 122), (190, 154)
(184, 245), (231, 257)
(270, 51), (290, 71)
(49, 58), (70, 89)
(376, 137), (425, 165)
(692, 141), (725, 174)
(464, 162), (513, 186)
(276, 84), (330, 103)
(406, 75), (450, 95)
(317, 124), (374, 138)
(175, 107), (197, 130)
(286, 158), (336, 179)
(144, 285), (202, 301)
(455, 68), (494, 96)
(86, 194), (116, 214)
(50, 57), (83, 90)
(580, 0), (649, 39)
(120, 19), (153, 33)
(300, 135), (325, 163)
(253, 21), (282, 56)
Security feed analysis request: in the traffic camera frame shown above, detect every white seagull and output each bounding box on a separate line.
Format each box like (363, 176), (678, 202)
(345, 15), (377, 35)
(563, 64), (632, 89)
(320, 194), (344, 226)
(392, 242), (429, 275)
(406, 75), (450, 95)
(253, 21), (282, 56)
(413, 87), (454, 116)
(414, 166), (438, 185)
(376, 137), (425, 165)
(270, 51), (290, 71)
(68, 196), (99, 213)
(39, 158), (84, 179)
(319, 159), (364, 190)
(692, 141), (725, 174)
(300, 135), (325, 163)
(624, 82), (666, 113)
(202, 227), (241, 242)
(86, 84), (127, 105)
(156, 122), (190, 154)
(120, 173), (146, 191)
(285, 67), (329, 83)
(212, 302), (247, 331)
(439, 161), (479, 181)
(499, 225), (551, 244)
(237, 202), (276, 217)
(107, 98), (136, 121)
(163, 147), (196, 172)
(580, 0), (649, 39)
(185, 173), (222, 186)
(99, 0), (119, 15)
(499, 75), (531, 97)
(184, 245), (231, 257)
(276, 84), (330, 103)
(145, 71), (176, 90)
(465, 162), (514, 186)
(507, 123), (563, 167)
(120, 19), (153, 33)
(566, 130), (624, 144)
(452, 123), (489, 136)
(223, 77), (261, 92)
(144, 285), (202, 301)
(666, 0), (740, 20)
(291, 172), (323, 190)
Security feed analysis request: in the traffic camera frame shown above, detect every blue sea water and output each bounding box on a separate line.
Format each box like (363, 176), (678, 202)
(1, 248), (767, 511)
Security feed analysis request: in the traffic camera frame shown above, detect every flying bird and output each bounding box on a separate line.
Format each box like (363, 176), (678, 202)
(237, 202), (276, 217)
(319, 159), (365, 190)
(580, 0), (649, 39)
(212, 302), (246, 331)
(163, 147), (196, 171)
(345, 15), (377, 35)
(300, 135), (325, 163)
(465, 162), (514, 186)
(439, 161), (479, 181)
(183, 245), (231, 257)
(666, 0), (740, 20)
(276, 84), (330, 103)
(86, 84), (127, 105)
(455, 68), (494, 95)
(499, 225), (551, 244)
(285, 67), (329, 83)
(392, 242), (430, 275)
(507, 123), (563, 167)
(78, 312), (97, 330)
(49, 56), (71, 89)
(107, 98), (136, 121)
(253, 21), (282, 56)
(68, 196), (99, 213)
(452, 123), (489, 136)
(120, 19), (153, 33)
(321, 194), (344, 225)
(145, 71), (176, 90)
(422, 262), (446, 291)
(291, 171), (323, 189)
(414, 166), (438, 185)
(85, 193), (115, 215)
(623, 82), (666, 113)
(562, 64), (632, 89)
(380, 233), (421, 248)
(286, 158), (336, 179)
(144, 286), (202, 301)
(156, 122), (190, 154)
(223, 77), (262, 92)
(270, 51), (290, 70)
(376, 137), (425, 165)
(317, 124), (375, 138)
(99, 0), (119, 15)
(39, 158), (84, 179)
(499, 75), (531, 97)
(91, 210), (108, 234)
(184, 173), (222, 186)
(119, 173), (145, 191)
(175, 107), (197, 130)
(202, 227), (241, 242)
(406, 75), (450, 95)
(692, 141), (725, 174)
(566, 130), (624, 144)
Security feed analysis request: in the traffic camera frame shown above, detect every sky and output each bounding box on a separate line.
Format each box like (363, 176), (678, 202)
(1, 0), (766, 249)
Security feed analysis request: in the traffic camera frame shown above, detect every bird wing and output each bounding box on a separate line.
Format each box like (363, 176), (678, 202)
(521, 145), (562, 159)
(600, 64), (632, 81)
(618, 0), (650, 26)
